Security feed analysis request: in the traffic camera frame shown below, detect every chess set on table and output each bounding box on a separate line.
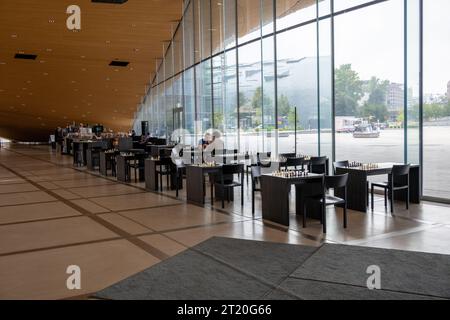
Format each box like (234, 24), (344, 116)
(272, 169), (311, 178)
(347, 161), (379, 170)
(120, 152), (134, 157)
(278, 154), (311, 163)
(196, 161), (219, 168)
(104, 149), (118, 154)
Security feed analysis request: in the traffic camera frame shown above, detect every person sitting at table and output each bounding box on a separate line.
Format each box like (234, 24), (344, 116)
(205, 130), (225, 161)
(198, 132), (211, 150)
(140, 132), (150, 144)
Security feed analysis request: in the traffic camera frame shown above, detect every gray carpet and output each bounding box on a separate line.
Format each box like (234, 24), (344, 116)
(94, 237), (450, 300)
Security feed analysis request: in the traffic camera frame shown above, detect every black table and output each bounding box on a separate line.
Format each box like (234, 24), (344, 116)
(144, 158), (181, 191)
(186, 165), (222, 206)
(86, 141), (107, 170)
(116, 152), (147, 183)
(260, 173), (325, 227)
(99, 151), (118, 176)
(335, 162), (421, 213)
(72, 140), (89, 166)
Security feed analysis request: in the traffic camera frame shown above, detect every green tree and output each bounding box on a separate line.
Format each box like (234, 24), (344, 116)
(360, 103), (389, 122)
(278, 94), (297, 129)
(251, 87), (274, 117)
(213, 112), (224, 130)
(424, 103), (445, 120)
(239, 92), (249, 108)
(444, 101), (450, 117)
(366, 77), (389, 105)
(335, 64), (363, 116)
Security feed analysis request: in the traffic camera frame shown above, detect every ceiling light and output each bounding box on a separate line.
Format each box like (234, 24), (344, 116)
(11, 34), (17, 38)
(109, 60), (129, 67)
(92, 0), (129, 4)
(46, 48), (53, 52)
(43, 72), (48, 76)
(15, 53), (38, 60)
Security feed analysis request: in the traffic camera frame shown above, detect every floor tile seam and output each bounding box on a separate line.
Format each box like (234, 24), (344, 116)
(286, 275), (449, 300)
(0, 161), (170, 261)
(344, 223), (445, 246)
(0, 214), (83, 227)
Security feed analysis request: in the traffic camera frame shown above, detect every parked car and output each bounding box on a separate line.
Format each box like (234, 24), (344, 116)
(336, 126), (355, 133)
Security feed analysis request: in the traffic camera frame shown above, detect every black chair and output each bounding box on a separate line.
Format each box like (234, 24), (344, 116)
(246, 152), (271, 184)
(74, 145), (84, 167)
(284, 157), (305, 171)
(333, 160), (349, 175)
(371, 164), (410, 213)
(155, 157), (172, 191)
(128, 153), (146, 183)
(175, 164), (186, 197)
(251, 166), (262, 215)
(216, 164), (244, 209)
(309, 156), (328, 174)
(108, 153), (117, 177)
(304, 174), (349, 233)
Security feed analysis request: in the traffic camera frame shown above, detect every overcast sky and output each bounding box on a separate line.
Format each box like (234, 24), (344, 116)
(237, 0), (449, 95)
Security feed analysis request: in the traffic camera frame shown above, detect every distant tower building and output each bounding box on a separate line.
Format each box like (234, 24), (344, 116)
(386, 83), (404, 112)
(447, 81), (450, 100)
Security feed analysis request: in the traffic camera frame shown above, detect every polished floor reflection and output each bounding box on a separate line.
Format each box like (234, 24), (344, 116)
(0, 144), (449, 299)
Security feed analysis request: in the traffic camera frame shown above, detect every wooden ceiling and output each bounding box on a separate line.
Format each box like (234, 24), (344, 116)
(0, 0), (182, 141)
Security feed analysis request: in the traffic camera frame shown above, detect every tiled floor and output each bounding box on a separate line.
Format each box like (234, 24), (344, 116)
(0, 144), (450, 299)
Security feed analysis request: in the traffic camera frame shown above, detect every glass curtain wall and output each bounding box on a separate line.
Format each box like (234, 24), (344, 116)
(423, 0), (450, 200)
(334, 0), (405, 164)
(131, 0), (450, 202)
